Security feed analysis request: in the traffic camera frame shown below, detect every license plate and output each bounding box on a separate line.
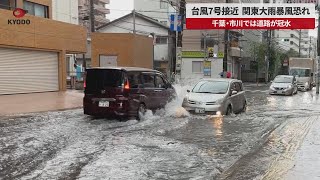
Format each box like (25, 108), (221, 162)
(277, 91), (282, 94)
(98, 101), (109, 107)
(195, 108), (205, 114)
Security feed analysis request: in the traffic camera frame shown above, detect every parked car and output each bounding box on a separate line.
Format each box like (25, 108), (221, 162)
(182, 78), (247, 115)
(269, 75), (298, 96)
(83, 67), (177, 120)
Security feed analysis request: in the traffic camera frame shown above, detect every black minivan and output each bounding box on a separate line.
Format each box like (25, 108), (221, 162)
(83, 67), (177, 120)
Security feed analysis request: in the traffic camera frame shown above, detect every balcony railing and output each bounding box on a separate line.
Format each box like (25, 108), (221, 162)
(95, 15), (110, 24)
(98, 0), (110, 4)
(94, 4), (110, 14)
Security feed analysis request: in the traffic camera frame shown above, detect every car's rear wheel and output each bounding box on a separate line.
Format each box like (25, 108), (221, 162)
(137, 103), (146, 121)
(226, 105), (232, 115)
(242, 101), (247, 112)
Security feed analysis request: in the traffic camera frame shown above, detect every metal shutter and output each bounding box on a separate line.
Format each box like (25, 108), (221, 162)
(0, 48), (59, 95)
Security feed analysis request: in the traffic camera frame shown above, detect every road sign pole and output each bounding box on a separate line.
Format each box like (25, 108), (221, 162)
(317, 5), (320, 94)
(316, 56), (320, 94)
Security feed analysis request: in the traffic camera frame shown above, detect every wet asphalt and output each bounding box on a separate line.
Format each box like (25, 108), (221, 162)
(0, 84), (319, 180)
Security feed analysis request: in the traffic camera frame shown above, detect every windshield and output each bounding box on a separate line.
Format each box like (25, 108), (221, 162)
(192, 81), (229, 94)
(289, 68), (311, 77)
(273, 76), (293, 83)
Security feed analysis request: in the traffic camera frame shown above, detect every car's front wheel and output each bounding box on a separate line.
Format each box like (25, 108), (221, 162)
(242, 101), (247, 112)
(226, 105), (233, 115)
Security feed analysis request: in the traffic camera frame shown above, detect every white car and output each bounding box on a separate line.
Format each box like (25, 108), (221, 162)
(269, 75), (298, 96)
(182, 78), (247, 115)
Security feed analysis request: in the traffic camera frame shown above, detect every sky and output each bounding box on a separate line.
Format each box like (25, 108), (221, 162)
(107, 0), (134, 21)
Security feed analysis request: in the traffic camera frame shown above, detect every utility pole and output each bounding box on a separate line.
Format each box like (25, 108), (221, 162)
(89, 0), (95, 33)
(309, 36), (311, 58)
(83, 0), (95, 73)
(298, 29), (301, 57)
(204, 34), (207, 61)
(265, 30), (271, 83)
(317, 9), (320, 94)
(223, 0), (230, 72)
(133, 9), (136, 34)
(177, 0), (185, 48)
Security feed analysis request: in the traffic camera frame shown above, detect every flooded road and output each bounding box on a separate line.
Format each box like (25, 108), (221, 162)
(0, 83), (319, 179)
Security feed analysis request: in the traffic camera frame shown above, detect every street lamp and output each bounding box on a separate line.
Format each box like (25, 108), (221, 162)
(149, 33), (155, 69)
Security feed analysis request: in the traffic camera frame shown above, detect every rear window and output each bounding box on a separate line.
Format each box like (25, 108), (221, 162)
(85, 69), (124, 91)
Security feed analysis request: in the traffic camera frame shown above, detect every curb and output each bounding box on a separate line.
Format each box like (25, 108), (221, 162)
(0, 106), (83, 118)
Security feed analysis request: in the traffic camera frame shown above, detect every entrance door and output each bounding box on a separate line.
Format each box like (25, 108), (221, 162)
(99, 55), (118, 67)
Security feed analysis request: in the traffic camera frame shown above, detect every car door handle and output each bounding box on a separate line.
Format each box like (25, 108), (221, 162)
(154, 90), (163, 92)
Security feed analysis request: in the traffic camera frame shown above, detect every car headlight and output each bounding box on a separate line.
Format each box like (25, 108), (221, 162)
(305, 82), (309, 86)
(216, 98), (224, 104)
(270, 85), (275, 90)
(287, 84), (292, 89)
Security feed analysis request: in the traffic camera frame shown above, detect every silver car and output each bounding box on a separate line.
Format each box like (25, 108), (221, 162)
(269, 75), (298, 96)
(182, 79), (247, 115)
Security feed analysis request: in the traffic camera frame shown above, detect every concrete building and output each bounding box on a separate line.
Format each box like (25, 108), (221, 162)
(52, 0), (79, 25)
(133, 0), (175, 26)
(0, 0), (86, 95)
(181, 0), (244, 81)
(96, 12), (174, 75)
(274, 30), (313, 57)
(78, 0), (110, 31)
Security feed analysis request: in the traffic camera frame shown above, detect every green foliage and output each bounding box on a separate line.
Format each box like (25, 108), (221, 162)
(249, 41), (299, 78)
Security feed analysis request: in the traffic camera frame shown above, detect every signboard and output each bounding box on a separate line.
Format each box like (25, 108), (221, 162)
(170, 14), (182, 32)
(208, 47), (214, 58)
(186, 3), (316, 29)
(203, 60), (211, 76)
(182, 51), (224, 58)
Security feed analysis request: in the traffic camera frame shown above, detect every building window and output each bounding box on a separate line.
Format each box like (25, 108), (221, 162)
(290, 34), (294, 38)
(290, 41), (293, 45)
(201, 37), (216, 49)
(192, 61), (203, 73)
(23, 0), (49, 18)
(0, 0), (16, 10)
(156, 36), (167, 44)
(305, 42), (308, 44)
(160, 0), (167, 9)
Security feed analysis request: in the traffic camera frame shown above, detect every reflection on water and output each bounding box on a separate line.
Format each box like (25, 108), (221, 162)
(267, 96), (277, 108)
(208, 116), (224, 140)
(284, 97), (293, 108)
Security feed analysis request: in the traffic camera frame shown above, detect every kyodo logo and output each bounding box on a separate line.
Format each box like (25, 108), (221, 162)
(8, 8), (31, 25)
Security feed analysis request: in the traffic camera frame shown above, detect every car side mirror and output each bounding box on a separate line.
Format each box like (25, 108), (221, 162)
(231, 90), (238, 95)
(187, 90), (190, 93)
(311, 73), (314, 76)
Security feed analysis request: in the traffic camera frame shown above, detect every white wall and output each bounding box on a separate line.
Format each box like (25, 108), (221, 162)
(98, 16), (169, 62)
(181, 58), (223, 80)
(134, 0), (175, 26)
(52, 0), (79, 25)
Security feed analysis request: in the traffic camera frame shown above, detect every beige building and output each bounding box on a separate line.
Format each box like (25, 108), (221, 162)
(0, 0), (86, 95)
(91, 33), (153, 69)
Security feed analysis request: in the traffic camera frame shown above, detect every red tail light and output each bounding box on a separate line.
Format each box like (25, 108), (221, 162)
(83, 81), (86, 88)
(124, 79), (130, 90)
